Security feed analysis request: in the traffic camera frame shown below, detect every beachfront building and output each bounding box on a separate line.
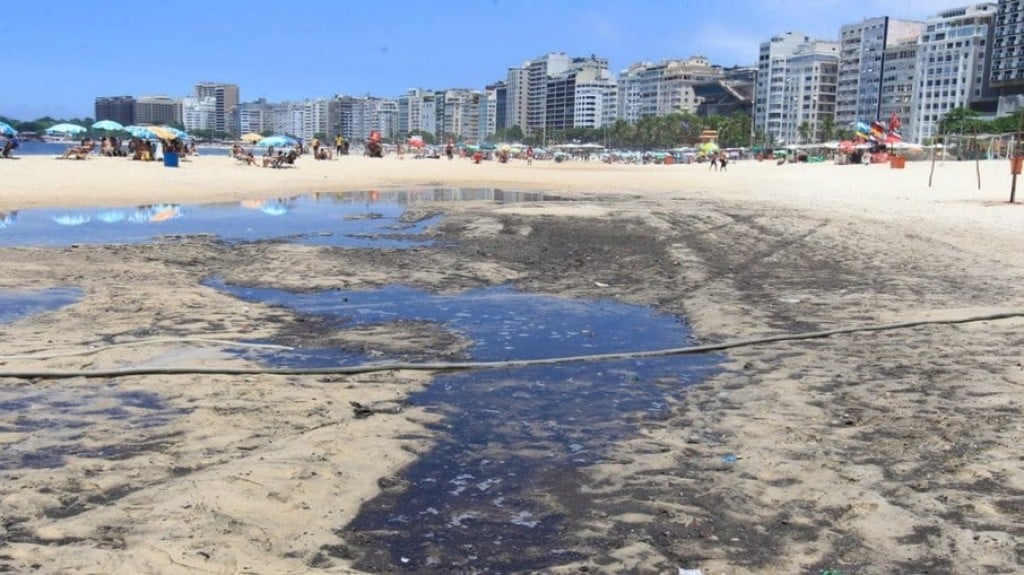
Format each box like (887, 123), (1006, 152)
(181, 96), (217, 133)
(694, 67), (757, 117)
(525, 52), (572, 135)
(328, 96), (399, 143)
(879, 39), (919, 140)
(398, 88), (440, 138)
(754, 32), (838, 145)
(94, 96), (135, 126)
(236, 99), (275, 135)
(441, 89), (482, 141)
(617, 57), (724, 124)
(990, 0), (1024, 113)
(485, 81), (507, 137)
(909, 3), (996, 143)
(134, 96), (181, 126)
(505, 67), (528, 132)
(543, 57), (617, 132)
(836, 17), (925, 128)
(194, 82), (240, 137)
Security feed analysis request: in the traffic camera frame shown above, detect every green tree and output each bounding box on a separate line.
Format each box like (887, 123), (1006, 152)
(938, 107), (982, 136)
(797, 122), (811, 144)
(820, 117), (836, 142)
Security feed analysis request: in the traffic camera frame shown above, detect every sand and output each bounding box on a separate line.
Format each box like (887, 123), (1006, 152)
(1, 152), (1023, 573)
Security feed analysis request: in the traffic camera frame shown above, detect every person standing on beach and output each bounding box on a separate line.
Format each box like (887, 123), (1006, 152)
(708, 153), (719, 171)
(526, 146), (534, 165)
(718, 152), (728, 171)
(311, 137), (320, 158)
(335, 134), (344, 156)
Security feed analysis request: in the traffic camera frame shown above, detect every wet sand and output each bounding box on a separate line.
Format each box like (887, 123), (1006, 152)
(2, 154), (1024, 573)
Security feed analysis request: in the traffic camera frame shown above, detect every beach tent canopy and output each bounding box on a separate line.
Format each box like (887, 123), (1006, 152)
(46, 123), (88, 135)
(91, 119), (125, 131)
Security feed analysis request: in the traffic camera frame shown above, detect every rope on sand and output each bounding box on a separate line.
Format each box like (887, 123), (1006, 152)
(0, 337), (292, 361)
(0, 311), (1020, 380)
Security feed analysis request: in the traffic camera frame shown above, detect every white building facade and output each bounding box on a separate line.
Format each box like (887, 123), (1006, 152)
(910, 3), (996, 143)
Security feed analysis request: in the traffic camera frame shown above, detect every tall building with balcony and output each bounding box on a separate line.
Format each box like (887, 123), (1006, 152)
(398, 89), (439, 137)
(181, 96), (217, 132)
(94, 96), (135, 125)
(505, 67), (528, 131)
(194, 82), (240, 136)
(525, 52), (571, 134)
(134, 96), (180, 125)
(441, 89), (482, 140)
(836, 17), (925, 127)
(328, 96), (399, 142)
(485, 81), (507, 136)
(910, 3), (996, 142)
(754, 32), (838, 144)
(617, 56), (723, 123)
(543, 57), (616, 132)
(236, 99), (275, 135)
(987, 0), (1024, 113)
(879, 39), (920, 139)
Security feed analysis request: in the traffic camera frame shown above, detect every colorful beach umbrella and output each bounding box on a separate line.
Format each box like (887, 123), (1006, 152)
(256, 135), (297, 148)
(125, 125), (178, 140)
(92, 119), (125, 131)
(45, 123), (88, 135)
(241, 132), (263, 143)
(0, 121), (16, 136)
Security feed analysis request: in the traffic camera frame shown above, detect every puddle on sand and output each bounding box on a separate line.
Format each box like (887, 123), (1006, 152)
(0, 386), (191, 470)
(0, 188), (564, 248)
(0, 287), (82, 324)
(207, 280), (721, 572)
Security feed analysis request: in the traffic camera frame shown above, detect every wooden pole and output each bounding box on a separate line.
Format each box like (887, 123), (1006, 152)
(1012, 112), (1024, 204)
(929, 134), (938, 188)
(973, 126), (981, 191)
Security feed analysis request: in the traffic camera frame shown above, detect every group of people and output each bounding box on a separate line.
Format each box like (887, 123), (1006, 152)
(707, 151), (730, 171)
(231, 143), (299, 168)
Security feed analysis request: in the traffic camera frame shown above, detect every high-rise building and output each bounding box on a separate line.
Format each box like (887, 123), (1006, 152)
(910, 3), (996, 142)
(181, 96), (217, 132)
(485, 81), (507, 136)
(94, 96), (136, 126)
(987, 0), (1024, 114)
(836, 17), (925, 127)
(618, 57), (723, 123)
(134, 96), (180, 125)
(398, 89), (438, 136)
(879, 39), (919, 140)
(754, 32), (838, 144)
(194, 82), (240, 136)
(525, 53), (571, 134)
(542, 57), (615, 132)
(505, 67), (528, 132)
(236, 99), (275, 135)
(441, 89), (482, 140)
(329, 96), (399, 142)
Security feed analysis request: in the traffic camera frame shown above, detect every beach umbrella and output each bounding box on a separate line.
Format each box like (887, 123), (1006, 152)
(52, 214), (90, 226)
(0, 121), (16, 136)
(256, 135), (297, 148)
(699, 141), (719, 155)
(45, 123), (88, 136)
(91, 119), (125, 131)
(241, 132), (263, 143)
(124, 125), (178, 140)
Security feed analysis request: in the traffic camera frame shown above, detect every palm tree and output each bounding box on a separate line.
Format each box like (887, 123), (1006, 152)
(797, 122), (811, 144)
(820, 117), (836, 142)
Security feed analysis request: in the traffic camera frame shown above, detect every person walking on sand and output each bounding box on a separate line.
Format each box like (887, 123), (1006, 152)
(526, 146), (534, 165)
(708, 152), (719, 171)
(718, 152), (728, 172)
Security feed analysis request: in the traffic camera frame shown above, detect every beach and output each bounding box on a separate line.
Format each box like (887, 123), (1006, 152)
(2, 153), (1024, 573)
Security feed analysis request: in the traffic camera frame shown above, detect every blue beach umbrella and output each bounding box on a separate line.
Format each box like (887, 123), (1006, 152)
(0, 121), (15, 136)
(46, 123), (88, 136)
(92, 119), (125, 131)
(52, 214), (91, 226)
(256, 135), (298, 148)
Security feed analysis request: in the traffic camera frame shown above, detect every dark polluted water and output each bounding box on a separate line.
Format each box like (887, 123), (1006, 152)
(0, 287), (82, 324)
(207, 280), (721, 573)
(0, 188), (564, 248)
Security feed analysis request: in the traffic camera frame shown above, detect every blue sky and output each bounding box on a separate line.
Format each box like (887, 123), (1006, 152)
(3, 0), (971, 120)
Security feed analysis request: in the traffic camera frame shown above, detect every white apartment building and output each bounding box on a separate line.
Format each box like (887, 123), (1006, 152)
(181, 96), (216, 132)
(525, 53), (571, 134)
(573, 66), (617, 128)
(505, 68), (528, 131)
(618, 57), (722, 123)
(910, 3), (996, 143)
(397, 89), (440, 136)
(879, 39), (919, 139)
(754, 33), (837, 144)
(836, 17), (924, 127)
(441, 89), (482, 140)
(781, 43), (840, 144)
